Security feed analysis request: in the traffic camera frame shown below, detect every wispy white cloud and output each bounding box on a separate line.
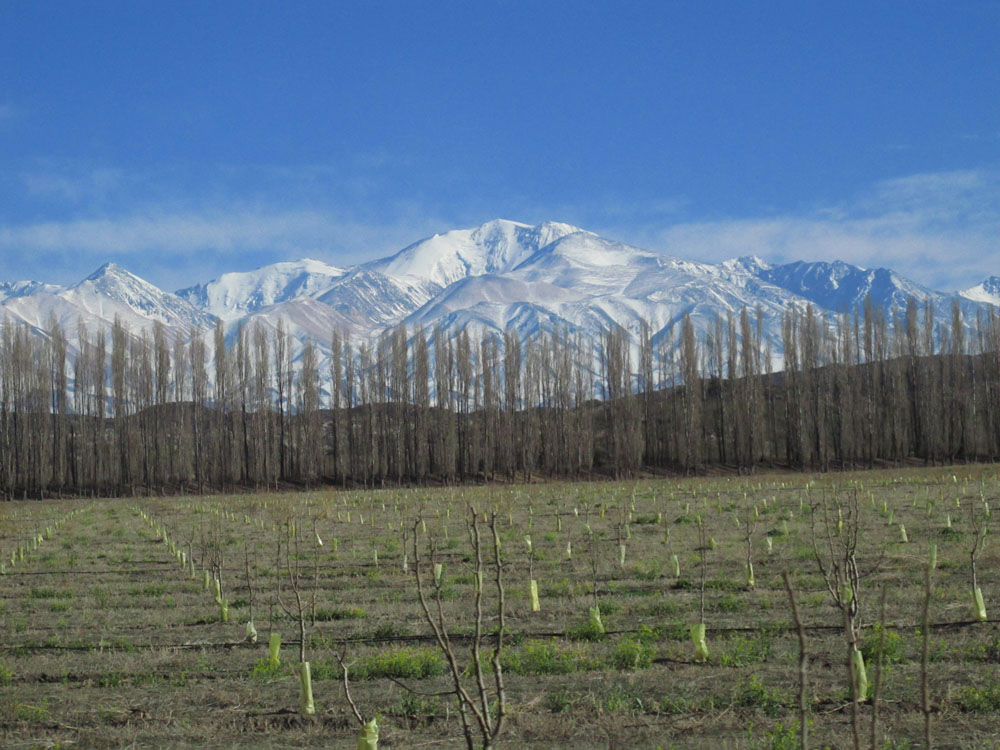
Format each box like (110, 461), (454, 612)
(1, 210), (335, 255)
(621, 168), (1000, 291)
(1, 164), (997, 293)
(0, 205), (450, 288)
(2, 158), (450, 286)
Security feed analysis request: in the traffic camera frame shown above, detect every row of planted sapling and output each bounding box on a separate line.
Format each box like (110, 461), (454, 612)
(131, 504), (235, 625)
(1, 505), (87, 575)
(351, 482), (977, 749)
(132, 498), (358, 727)
(20, 468), (982, 749)
(156, 478), (993, 633)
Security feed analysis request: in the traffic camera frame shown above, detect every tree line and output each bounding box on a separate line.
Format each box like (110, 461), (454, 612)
(1, 296), (999, 498)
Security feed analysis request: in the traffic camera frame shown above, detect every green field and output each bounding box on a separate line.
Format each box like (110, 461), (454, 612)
(3, 466), (1000, 749)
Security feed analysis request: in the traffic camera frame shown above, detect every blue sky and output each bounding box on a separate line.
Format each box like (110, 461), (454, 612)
(1, 1), (997, 291)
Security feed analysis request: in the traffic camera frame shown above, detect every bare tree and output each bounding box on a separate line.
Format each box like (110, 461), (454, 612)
(410, 510), (508, 749)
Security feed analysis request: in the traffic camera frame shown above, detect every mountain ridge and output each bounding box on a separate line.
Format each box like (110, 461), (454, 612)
(0, 219), (994, 379)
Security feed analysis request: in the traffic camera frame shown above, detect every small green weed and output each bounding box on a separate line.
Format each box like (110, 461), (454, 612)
(636, 624), (661, 643)
(567, 619), (606, 642)
(503, 640), (599, 674)
(372, 621), (411, 639)
(334, 647), (444, 680)
(720, 632), (772, 667)
(658, 693), (692, 714)
(969, 635), (1000, 663)
(957, 684), (1000, 712)
(749, 722), (800, 750)
(544, 689), (573, 713)
(733, 674), (787, 717)
(16, 700), (48, 722)
(712, 593), (748, 613)
(601, 682), (645, 714)
(611, 638), (655, 671)
(861, 622), (903, 665)
(392, 692), (442, 720)
(251, 659), (282, 679)
(662, 621), (689, 641)
(642, 601), (681, 617)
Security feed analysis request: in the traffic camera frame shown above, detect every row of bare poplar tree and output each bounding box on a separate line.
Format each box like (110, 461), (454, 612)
(1, 296), (999, 497)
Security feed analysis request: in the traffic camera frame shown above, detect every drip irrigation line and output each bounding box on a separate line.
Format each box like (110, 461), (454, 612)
(3, 616), (997, 652)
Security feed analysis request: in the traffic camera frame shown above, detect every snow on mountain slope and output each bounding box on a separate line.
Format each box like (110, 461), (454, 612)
(756, 260), (936, 312)
(0, 280), (63, 301)
(400, 234), (807, 361)
(66, 262), (216, 330)
(316, 268), (441, 328)
(403, 275), (578, 337)
(960, 277), (1000, 307)
(410, 275), (576, 320)
(177, 258), (346, 320)
(367, 219), (584, 287)
(226, 296), (359, 341)
(419, 302), (583, 351)
(718, 255), (772, 277)
(506, 234), (797, 337)
(1, 291), (128, 348)
(223, 297), (358, 382)
(0, 263), (214, 359)
(510, 232), (661, 293)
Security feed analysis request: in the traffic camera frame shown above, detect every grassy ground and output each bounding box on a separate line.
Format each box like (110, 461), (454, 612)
(3, 465), (1000, 748)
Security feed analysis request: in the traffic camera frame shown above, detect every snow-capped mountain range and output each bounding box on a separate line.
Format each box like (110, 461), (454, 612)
(0, 219), (995, 379)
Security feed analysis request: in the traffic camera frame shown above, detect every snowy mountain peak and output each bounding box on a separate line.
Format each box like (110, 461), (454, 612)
(282, 258), (347, 276)
(368, 219), (584, 287)
(66, 262), (215, 329)
(177, 258), (347, 321)
(80, 261), (131, 283)
(73, 261), (162, 295)
(720, 255), (773, 275)
(470, 218), (587, 250)
(960, 276), (1000, 306)
(0, 280), (62, 301)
